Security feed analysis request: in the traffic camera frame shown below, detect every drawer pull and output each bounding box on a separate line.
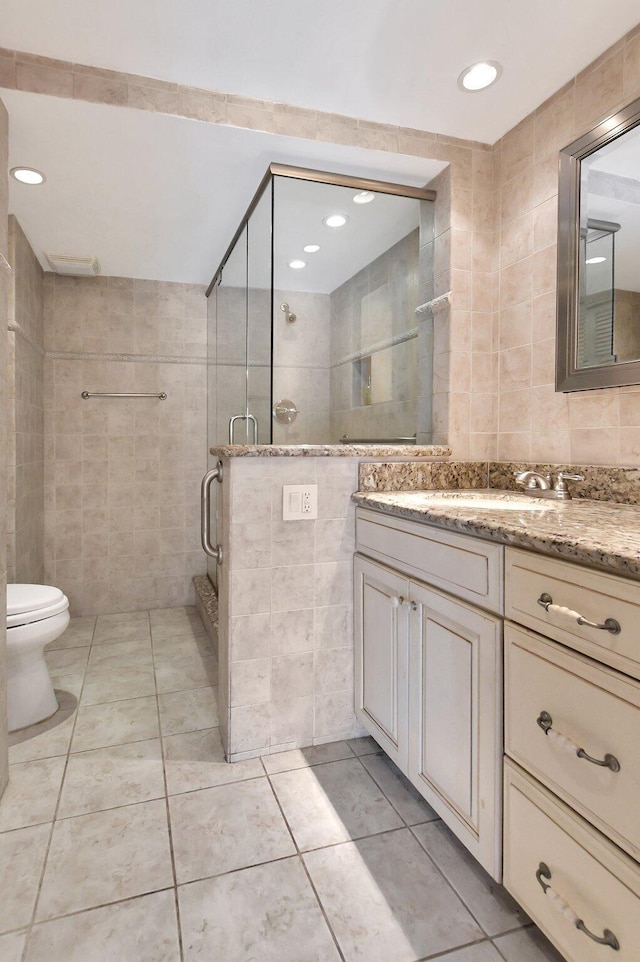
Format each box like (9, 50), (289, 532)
(537, 593), (621, 635)
(535, 863), (620, 950)
(536, 711), (621, 772)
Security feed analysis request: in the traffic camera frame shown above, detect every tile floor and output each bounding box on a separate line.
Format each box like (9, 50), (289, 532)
(0, 607), (564, 962)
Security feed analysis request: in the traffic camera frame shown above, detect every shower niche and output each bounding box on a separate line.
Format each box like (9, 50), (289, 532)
(207, 164), (435, 452)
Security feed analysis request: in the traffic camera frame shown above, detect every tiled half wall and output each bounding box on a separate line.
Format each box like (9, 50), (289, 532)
(217, 456), (368, 759)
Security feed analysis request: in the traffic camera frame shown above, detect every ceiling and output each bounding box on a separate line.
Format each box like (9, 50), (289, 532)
(3, 0), (640, 143)
(4, 90), (444, 284)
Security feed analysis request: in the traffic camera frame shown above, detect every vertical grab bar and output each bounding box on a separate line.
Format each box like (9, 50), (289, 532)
(228, 414), (259, 444)
(201, 461), (223, 563)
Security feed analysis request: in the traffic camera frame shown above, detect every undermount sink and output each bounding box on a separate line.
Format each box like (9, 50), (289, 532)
(414, 491), (558, 511)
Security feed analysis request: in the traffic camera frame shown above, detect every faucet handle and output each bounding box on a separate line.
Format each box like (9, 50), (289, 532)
(553, 472), (585, 499)
(556, 472), (585, 485)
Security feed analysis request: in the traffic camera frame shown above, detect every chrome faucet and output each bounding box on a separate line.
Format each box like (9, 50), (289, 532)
(515, 470), (585, 501)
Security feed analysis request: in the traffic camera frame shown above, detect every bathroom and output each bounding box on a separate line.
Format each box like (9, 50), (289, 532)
(1, 3), (640, 961)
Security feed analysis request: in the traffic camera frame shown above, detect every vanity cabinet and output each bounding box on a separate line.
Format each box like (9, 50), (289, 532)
(503, 547), (640, 961)
(354, 508), (504, 880)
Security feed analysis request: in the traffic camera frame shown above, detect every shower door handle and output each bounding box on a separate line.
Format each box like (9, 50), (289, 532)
(228, 414), (259, 444)
(201, 462), (223, 564)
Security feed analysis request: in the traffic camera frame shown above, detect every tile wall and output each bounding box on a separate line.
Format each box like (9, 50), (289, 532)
(491, 27), (640, 465)
(43, 273), (209, 615)
(0, 99), (9, 797)
(7, 216), (44, 584)
(329, 230), (421, 443)
(217, 455), (367, 759)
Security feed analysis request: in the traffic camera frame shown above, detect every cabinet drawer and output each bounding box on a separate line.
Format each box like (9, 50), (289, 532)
(505, 623), (640, 860)
(504, 760), (640, 962)
(505, 547), (640, 679)
(356, 508), (503, 614)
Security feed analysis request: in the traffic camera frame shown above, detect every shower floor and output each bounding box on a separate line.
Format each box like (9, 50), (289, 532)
(0, 607), (561, 962)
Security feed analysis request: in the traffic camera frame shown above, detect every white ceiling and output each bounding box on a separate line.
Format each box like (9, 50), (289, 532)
(4, 90), (444, 284)
(2, 0), (639, 143)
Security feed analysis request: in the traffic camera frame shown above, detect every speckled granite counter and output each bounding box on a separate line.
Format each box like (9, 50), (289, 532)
(211, 444), (451, 459)
(352, 489), (640, 580)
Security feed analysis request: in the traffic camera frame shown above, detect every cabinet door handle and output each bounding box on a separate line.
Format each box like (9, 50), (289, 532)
(537, 593), (621, 635)
(536, 711), (620, 772)
(391, 596), (417, 610)
(535, 863), (620, 950)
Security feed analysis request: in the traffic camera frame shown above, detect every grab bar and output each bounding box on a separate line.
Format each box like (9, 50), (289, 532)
(339, 434), (417, 444)
(81, 391), (167, 400)
(201, 462), (223, 563)
(229, 413), (258, 444)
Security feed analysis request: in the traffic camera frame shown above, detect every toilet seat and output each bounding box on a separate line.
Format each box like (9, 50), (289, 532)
(7, 584), (69, 628)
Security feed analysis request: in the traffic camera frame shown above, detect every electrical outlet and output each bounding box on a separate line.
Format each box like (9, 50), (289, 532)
(283, 484), (318, 520)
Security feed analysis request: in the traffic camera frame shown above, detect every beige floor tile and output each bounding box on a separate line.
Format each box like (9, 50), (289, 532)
(271, 757), (403, 851)
(262, 740), (354, 775)
(413, 821), (529, 936)
(150, 606), (206, 637)
(58, 739), (165, 818)
(151, 633), (213, 660)
(179, 857), (340, 962)
(163, 727), (263, 795)
(154, 655), (218, 694)
(169, 777), (295, 884)
(81, 665), (156, 705)
(158, 687), (219, 736)
(0, 823), (50, 934)
(88, 638), (154, 670)
(304, 830), (483, 962)
(46, 617), (96, 650)
(36, 799), (173, 920)
(361, 752), (439, 826)
(46, 671), (84, 700)
(93, 616), (151, 646)
(430, 943), (504, 962)
(0, 758), (65, 831)
(25, 890), (180, 962)
(493, 927), (565, 962)
(71, 696), (159, 753)
(347, 735), (383, 756)
(45, 647), (90, 675)
(9, 707), (75, 763)
(0, 930), (27, 962)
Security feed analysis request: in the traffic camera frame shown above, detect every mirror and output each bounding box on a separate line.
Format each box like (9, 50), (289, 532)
(557, 95), (640, 390)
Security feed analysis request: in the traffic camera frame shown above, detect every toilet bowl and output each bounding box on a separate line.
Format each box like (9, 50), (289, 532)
(6, 584), (70, 732)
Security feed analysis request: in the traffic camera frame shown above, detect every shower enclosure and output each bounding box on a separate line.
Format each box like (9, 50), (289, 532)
(203, 164), (436, 584)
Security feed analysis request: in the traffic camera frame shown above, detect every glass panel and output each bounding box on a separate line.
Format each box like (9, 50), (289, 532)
(207, 224), (248, 584)
(247, 180), (273, 445)
(272, 175), (431, 444)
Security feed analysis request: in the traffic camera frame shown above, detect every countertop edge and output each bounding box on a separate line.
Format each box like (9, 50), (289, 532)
(352, 492), (640, 581)
(211, 444), (451, 459)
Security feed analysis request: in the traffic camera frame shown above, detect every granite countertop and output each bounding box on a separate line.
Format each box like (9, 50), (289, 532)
(352, 489), (640, 580)
(211, 444), (451, 459)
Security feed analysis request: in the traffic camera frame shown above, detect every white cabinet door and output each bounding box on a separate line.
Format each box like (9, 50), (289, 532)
(354, 554), (409, 769)
(407, 580), (503, 880)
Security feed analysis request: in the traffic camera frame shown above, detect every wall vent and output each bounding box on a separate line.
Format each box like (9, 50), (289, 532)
(45, 253), (101, 276)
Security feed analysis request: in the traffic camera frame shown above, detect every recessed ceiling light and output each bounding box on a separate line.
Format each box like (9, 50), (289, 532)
(10, 166), (46, 185)
(323, 214), (348, 228)
(458, 61), (502, 92)
(303, 244), (320, 253)
(353, 191), (375, 205)
(586, 256), (607, 265)
(289, 259), (306, 269)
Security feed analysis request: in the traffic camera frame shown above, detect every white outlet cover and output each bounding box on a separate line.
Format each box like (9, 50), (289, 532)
(283, 484), (318, 520)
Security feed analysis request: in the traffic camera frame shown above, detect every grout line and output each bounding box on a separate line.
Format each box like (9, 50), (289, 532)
(263, 769), (347, 962)
(149, 611), (185, 962)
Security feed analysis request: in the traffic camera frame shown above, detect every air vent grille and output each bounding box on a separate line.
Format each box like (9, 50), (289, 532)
(45, 253), (100, 276)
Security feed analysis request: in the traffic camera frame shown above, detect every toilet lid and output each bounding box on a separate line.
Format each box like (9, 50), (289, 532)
(7, 584), (65, 616)
(7, 585), (69, 628)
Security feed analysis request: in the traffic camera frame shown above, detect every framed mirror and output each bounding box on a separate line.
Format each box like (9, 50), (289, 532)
(557, 94), (640, 391)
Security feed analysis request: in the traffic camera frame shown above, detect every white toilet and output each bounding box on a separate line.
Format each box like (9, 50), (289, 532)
(6, 584), (70, 732)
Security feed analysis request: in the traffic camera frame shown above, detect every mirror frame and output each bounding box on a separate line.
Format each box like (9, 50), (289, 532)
(557, 94), (640, 391)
